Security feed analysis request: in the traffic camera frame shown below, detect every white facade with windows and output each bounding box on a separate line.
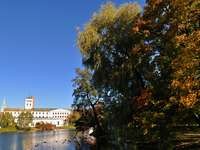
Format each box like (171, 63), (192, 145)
(25, 96), (34, 110)
(1, 96), (71, 127)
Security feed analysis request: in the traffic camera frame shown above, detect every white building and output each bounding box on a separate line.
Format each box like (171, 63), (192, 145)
(1, 96), (71, 127)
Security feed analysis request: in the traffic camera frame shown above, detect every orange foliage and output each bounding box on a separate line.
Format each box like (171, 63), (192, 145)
(135, 89), (152, 109)
(180, 93), (198, 108)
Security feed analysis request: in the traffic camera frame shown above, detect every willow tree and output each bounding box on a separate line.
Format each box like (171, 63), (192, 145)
(77, 2), (144, 146)
(78, 1), (142, 120)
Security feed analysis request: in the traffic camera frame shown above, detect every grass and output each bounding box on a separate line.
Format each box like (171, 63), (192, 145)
(56, 124), (76, 129)
(0, 127), (18, 133)
(0, 125), (75, 133)
(0, 127), (41, 133)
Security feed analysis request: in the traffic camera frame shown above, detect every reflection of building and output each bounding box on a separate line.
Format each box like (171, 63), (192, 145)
(1, 96), (71, 127)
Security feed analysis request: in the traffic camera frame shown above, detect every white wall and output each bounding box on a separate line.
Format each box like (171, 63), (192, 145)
(25, 98), (34, 110)
(6, 108), (71, 127)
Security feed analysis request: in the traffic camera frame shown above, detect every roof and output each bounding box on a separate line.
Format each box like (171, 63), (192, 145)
(49, 108), (71, 112)
(4, 108), (24, 111)
(26, 96), (34, 99)
(33, 108), (56, 111)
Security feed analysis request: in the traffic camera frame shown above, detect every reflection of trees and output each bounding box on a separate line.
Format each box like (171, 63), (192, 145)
(22, 134), (33, 150)
(8, 134), (18, 150)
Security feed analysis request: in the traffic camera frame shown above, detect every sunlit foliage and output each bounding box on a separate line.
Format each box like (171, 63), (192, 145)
(17, 111), (33, 129)
(0, 112), (15, 128)
(73, 0), (200, 149)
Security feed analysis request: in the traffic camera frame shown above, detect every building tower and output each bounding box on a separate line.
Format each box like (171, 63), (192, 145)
(1, 97), (7, 112)
(25, 96), (35, 110)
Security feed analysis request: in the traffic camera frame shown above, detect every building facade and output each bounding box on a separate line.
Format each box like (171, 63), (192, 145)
(1, 96), (71, 127)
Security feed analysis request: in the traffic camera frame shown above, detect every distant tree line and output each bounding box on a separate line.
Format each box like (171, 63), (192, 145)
(72, 0), (200, 149)
(0, 111), (33, 130)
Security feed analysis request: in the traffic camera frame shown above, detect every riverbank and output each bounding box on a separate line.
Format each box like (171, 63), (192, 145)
(0, 129), (76, 150)
(0, 127), (40, 133)
(0, 127), (18, 133)
(0, 125), (75, 133)
(56, 125), (75, 129)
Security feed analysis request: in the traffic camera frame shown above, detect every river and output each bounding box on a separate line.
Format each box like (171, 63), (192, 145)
(0, 129), (78, 150)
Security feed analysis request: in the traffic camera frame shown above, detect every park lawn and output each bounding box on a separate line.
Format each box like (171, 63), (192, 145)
(0, 125), (75, 133)
(57, 124), (76, 129)
(0, 127), (18, 133)
(0, 127), (40, 133)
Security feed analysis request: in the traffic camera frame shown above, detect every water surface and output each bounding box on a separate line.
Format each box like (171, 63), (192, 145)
(0, 129), (76, 150)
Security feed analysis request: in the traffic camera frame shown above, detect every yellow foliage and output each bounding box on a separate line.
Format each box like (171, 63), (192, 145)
(180, 93), (198, 108)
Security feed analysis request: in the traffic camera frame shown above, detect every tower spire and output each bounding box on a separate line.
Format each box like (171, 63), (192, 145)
(1, 97), (7, 112)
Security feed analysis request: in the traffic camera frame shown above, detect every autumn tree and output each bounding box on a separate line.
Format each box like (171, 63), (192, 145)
(128, 0), (200, 148)
(74, 0), (200, 149)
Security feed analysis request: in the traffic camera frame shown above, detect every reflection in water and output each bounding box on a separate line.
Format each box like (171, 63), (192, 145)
(0, 129), (76, 150)
(12, 134), (18, 150)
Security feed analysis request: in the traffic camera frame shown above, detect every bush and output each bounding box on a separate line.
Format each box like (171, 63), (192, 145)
(35, 122), (55, 131)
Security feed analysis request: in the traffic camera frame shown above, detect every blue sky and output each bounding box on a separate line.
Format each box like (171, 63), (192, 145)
(0, 0), (145, 108)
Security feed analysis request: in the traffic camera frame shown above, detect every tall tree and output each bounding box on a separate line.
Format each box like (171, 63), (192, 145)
(17, 111), (33, 129)
(77, 1), (143, 126)
(72, 68), (105, 149)
(130, 0), (200, 147)
(0, 112), (15, 128)
(74, 0), (200, 149)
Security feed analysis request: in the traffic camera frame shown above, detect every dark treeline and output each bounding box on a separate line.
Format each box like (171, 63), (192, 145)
(72, 0), (200, 149)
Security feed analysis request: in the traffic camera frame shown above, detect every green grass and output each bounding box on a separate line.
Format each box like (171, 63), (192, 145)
(57, 124), (76, 129)
(0, 127), (18, 133)
(0, 125), (75, 133)
(0, 127), (40, 133)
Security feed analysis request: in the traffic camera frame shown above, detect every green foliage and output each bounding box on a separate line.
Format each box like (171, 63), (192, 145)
(67, 111), (80, 125)
(0, 112), (15, 128)
(17, 111), (33, 129)
(72, 68), (104, 136)
(72, 68), (99, 109)
(0, 127), (17, 133)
